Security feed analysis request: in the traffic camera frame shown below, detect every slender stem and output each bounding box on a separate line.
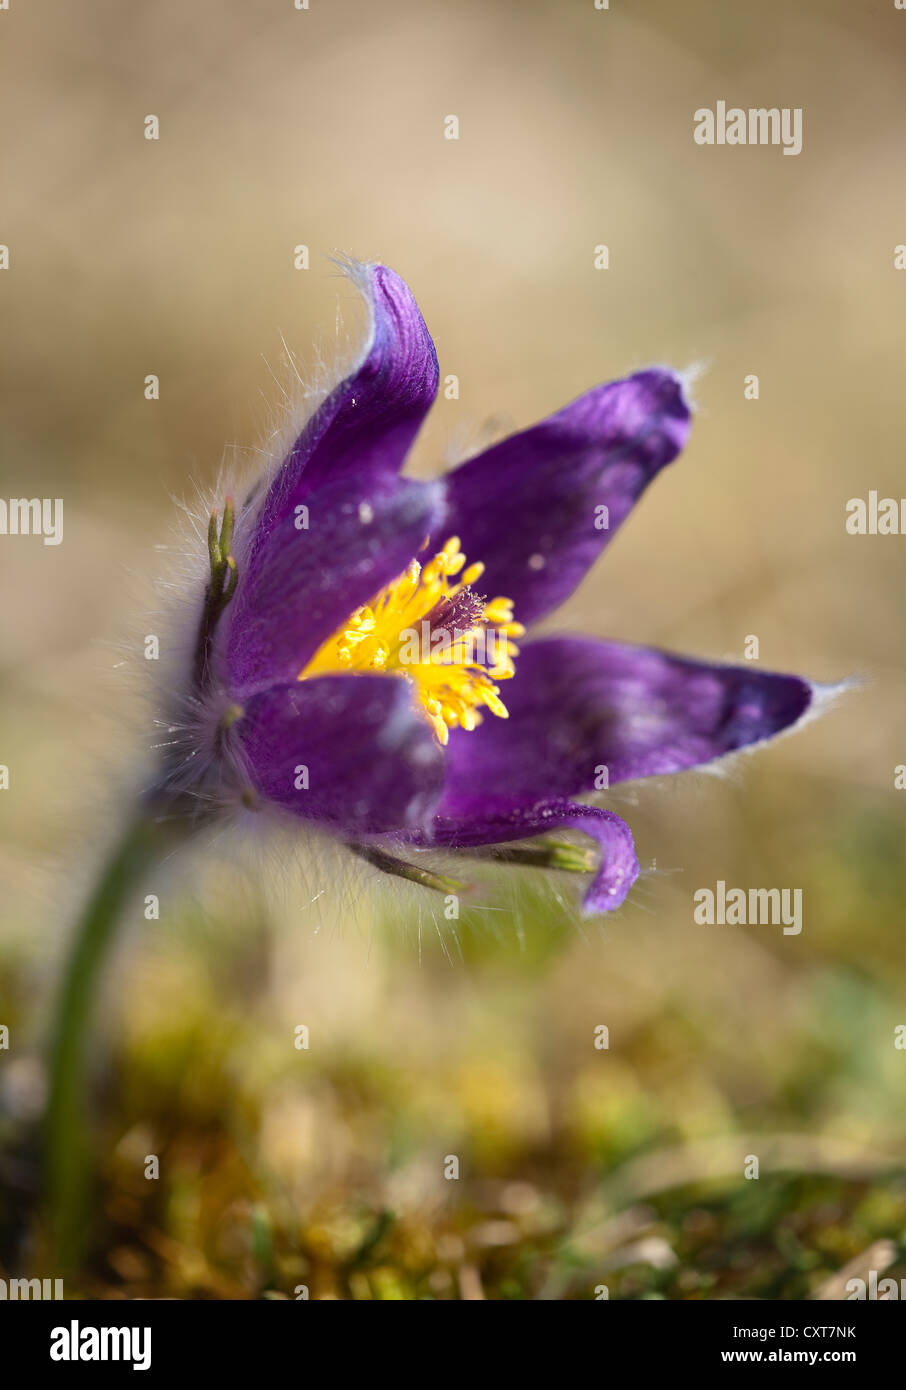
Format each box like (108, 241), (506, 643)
(44, 805), (185, 1273)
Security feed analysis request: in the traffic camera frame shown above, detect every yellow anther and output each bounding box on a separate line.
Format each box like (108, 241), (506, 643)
(483, 598), (515, 625)
(481, 689), (509, 718)
(299, 536), (518, 743)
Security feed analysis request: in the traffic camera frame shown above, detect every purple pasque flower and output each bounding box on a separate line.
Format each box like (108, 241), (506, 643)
(182, 262), (815, 914)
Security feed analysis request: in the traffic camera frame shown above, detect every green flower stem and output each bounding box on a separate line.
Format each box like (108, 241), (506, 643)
(45, 804), (187, 1272)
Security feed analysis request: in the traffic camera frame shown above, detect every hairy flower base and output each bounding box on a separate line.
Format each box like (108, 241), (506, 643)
(298, 535), (524, 745)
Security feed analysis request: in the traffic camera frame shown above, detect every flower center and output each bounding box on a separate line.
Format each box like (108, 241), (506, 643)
(299, 536), (523, 745)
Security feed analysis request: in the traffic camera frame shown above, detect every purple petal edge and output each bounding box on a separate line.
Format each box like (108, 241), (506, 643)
(439, 637), (815, 808)
(246, 263), (439, 552)
(433, 368), (692, 626)
(407, 800), (641, 913)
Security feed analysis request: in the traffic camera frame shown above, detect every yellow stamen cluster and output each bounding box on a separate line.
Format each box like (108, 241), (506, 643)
(300, 536), (524, 745)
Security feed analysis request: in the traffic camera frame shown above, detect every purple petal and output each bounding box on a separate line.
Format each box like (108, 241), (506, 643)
(412, 801), (640, 913)
(228, 675), (444, 834)
(249, 263), (438, 548)
(222, 473), (444, 697)
(440, 636), (814, 805)
(436, 370), (691, 626)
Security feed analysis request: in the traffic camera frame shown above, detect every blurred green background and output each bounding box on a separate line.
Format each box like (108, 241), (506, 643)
(1, 0), (905, 1298)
